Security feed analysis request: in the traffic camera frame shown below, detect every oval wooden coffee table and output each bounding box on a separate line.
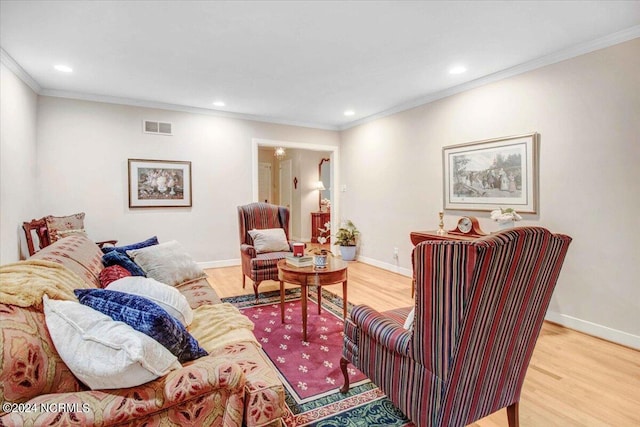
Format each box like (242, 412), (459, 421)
(277, 257), (348, 341)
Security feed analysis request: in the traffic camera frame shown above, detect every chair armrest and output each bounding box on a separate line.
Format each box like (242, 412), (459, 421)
(96, 240), (118, 248)
(351, 305), (413, 357)
(240, 243), (257, 258)
(0, 356), (245, 425)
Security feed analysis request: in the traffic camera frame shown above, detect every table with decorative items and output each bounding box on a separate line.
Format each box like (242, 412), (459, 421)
(277, 256), (348, 341)
(410, 215), (488, 245)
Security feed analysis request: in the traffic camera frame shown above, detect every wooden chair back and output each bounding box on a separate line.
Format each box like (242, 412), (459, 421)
(22, 218), (51, 256)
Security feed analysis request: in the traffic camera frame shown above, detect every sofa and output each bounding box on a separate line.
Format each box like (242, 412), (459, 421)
(0, 234), (285, 426)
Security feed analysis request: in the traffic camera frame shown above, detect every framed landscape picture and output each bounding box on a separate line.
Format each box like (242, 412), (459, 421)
(443, 133), (538, 213)
(128, 159), (192, 208)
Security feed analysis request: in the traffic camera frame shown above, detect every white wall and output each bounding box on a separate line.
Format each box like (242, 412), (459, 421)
(33, 97), (339, 266)
(340, 39), (640, 348)
(0, 64), (38, 262)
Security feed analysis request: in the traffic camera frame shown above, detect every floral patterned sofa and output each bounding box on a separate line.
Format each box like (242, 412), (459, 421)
(0, 234), (285, 427)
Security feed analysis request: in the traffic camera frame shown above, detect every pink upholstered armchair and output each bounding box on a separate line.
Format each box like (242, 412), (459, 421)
(340, 227), (572, 427)
(237, 202), (292, 298)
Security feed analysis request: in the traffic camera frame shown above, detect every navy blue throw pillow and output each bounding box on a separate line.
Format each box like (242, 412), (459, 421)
(74, 289), (207, 363)
(102, 251), (146, 276)
(102, 236), (159, 254)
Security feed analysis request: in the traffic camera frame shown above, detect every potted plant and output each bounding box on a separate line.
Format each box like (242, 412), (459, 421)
(490, 207), (522, 229)
(334, 220), (359, 261)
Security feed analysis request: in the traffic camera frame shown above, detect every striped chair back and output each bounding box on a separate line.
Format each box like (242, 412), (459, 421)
(411, 227), (572, 426)
(238, 202), (290, 245)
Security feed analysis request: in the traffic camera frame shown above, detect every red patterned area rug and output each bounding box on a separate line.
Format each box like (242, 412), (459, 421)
(223, 289), (413, 427)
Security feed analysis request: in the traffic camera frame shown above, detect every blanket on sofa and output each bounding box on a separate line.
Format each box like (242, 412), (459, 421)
(189, 303), (258, 352)
(0, 259), (90, 309)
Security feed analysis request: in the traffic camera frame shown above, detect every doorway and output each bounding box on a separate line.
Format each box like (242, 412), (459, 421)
(252, 138), (339, 244)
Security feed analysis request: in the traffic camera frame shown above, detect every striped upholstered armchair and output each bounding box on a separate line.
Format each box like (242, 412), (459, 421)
(238, 202), (292, 298)
(340, 227), (572, 427)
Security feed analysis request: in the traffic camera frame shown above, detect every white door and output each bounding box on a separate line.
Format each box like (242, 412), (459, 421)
(258, 162), (272, 203)
(279, 159), (292, 209)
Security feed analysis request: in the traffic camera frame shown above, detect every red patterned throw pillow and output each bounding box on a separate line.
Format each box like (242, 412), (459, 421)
(99, 265), (131, 288)
(44, 212), (86, 243)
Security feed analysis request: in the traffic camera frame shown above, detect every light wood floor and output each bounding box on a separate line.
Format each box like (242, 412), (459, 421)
(205, 262), (640, 427)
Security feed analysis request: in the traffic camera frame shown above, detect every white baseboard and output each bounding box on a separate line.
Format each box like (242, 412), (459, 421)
(198, 259), (241, 269)
(545, 311), (640, 350)
(356, 255), (413, 277)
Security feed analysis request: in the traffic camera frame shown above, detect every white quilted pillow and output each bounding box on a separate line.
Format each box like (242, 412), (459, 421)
(248, 228), (290, 253)
(127, 240), (206, 287)
(106, 276), (194, 326)
(43, 296), (181, 390)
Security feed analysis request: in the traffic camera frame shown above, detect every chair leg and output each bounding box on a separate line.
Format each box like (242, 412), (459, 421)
(339, 357), (350, 394)
(242, 274), (246, 289)
(253, 281), (261, 300)
(507, 402), (519, 427)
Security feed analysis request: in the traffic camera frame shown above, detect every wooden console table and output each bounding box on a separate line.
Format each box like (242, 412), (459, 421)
(311, 211), (330, 243)
(410, 230), (481, 246)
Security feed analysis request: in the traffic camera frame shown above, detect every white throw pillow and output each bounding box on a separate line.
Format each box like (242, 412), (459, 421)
(43, 296), (181, 390)
(403, 308), (415, 330)
(248, 228), (290, 253)
(127, 240), (206, 287)
(106, 276), (194, 326)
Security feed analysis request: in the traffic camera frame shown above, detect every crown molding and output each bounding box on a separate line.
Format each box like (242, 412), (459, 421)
(0, 48), (42, 93)
(340, 25), (640, 131)
(4, 25), (639, 133)
(38, 88), (340, 131)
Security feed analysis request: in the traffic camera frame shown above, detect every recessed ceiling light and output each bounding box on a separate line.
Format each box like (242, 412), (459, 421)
(449, 65), (467, 75)
(212, 101), (225, 107)
(344, 110), (355, 116)
(54, 64), (73, 73)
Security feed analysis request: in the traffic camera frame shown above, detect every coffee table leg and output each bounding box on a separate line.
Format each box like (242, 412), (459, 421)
(317, 285), (322, 314)
(280, 281), (285, 323)
(342, 280), (348, 319)
(302, 282), (308, 342)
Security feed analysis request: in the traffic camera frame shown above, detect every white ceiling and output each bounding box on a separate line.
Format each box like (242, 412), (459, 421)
(1, 1), (639, 130)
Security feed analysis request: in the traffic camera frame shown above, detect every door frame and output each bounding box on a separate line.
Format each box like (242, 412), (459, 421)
(278, 159), (293, 237)
(252, 138), (339, 247)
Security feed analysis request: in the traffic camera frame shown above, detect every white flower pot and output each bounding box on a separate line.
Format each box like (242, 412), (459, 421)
(498, 220), (515, 230)
(339, 246), (357, 261)
(314, 254), (328, 268)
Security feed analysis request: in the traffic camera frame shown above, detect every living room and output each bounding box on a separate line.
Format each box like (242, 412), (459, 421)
(1, 1), (639, 426)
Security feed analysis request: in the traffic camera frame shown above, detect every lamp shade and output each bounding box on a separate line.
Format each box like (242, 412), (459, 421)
(315, 181), (326, 191)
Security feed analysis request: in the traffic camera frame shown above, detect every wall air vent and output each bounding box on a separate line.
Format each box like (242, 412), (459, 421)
(143, 120), (172, 136)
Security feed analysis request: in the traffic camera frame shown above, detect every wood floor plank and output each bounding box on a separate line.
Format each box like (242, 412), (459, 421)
(204, 262), (640, 427)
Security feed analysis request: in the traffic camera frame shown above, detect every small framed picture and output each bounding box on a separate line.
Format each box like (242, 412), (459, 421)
(443, 133), (538, 213)
(128, 159), (192, 208)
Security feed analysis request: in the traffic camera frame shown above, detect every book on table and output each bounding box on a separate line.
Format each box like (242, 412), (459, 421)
(285, 254), (314, 267)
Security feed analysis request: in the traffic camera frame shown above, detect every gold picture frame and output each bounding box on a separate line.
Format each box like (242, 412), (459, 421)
(443, 133), (538, 213)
